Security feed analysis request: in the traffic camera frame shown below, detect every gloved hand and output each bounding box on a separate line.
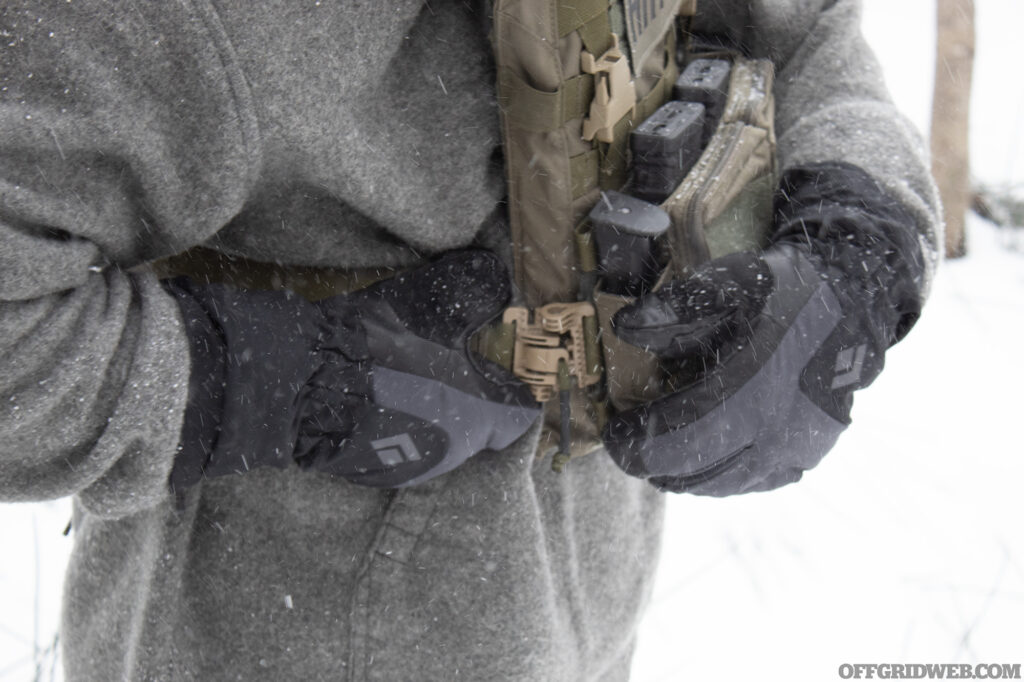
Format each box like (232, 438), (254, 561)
(166, 250), (540, 495)
(603, 163), (926, 495)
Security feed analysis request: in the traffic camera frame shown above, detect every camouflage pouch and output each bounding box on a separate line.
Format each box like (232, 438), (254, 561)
(662, 56), (777, 275)
(595, 55), (777, 411)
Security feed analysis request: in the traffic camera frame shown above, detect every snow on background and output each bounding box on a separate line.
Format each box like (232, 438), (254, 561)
(632, 1), (1024, 680)
(1, 1), (1022, 680)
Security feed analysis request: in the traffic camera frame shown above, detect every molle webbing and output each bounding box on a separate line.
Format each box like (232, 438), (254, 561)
(493, 0), (683, 308)
(492, 0), (684, 459)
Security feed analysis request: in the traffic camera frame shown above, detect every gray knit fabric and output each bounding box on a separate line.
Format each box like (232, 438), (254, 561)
(0, 0), (939, 680)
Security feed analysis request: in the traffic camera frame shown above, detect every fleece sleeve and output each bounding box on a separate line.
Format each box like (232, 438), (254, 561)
(746, 0), (942, 293)
(0, 1), (259, 516)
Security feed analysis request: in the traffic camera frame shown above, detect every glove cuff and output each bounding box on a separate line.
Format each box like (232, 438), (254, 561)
(165, 279), (227, 495)
(164, 278), (326, 478)
(772, 162), (926, 347)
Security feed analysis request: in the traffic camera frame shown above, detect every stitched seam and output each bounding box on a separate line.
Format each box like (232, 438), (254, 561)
(344, 488), (407, 681)
(183, 0), (263, 188)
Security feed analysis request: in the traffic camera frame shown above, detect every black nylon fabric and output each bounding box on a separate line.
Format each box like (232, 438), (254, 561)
(606, 246), (836, 494)
(773, 162), (926, 345)
(164, 280), (333, 481)
(773, 162), (926, 423)
(164, 284), (227, 497)
(613, 250), (775, 376)
(604, 162), (925, 496)
(301, 250), (541, 487)
(166, 250), (540, 491)
(349, 248), (511, 348)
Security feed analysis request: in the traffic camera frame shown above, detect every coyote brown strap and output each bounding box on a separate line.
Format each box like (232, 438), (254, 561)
(147, 246), (398, 300)
(493, 0), (682, 307)
(492, 0), (684, 461)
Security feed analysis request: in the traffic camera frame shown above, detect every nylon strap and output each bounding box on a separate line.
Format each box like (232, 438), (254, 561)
(498, 68), (594, 133)
(475, 321), (516, 371)
(578, 11), (612, 56)
(570, 149), (600, 198)
(564, 74), (597, 123)
(597, 113), (634, 190)
(556, 0), (610, 37)
(148, 246), (397, 300)
(574, 224), (599, 274)
(582, 315), (602, 376)
(636, 30), (679, 123)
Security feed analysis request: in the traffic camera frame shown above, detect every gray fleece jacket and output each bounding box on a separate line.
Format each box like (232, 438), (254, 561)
(0, 0), (939, 680)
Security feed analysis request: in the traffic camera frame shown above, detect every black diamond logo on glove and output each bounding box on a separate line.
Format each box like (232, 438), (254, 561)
(370, 433), (422, 467)
(830, 344), (868, 390)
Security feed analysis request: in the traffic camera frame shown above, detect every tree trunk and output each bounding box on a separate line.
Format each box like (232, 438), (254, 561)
(930, 0), (975, 259)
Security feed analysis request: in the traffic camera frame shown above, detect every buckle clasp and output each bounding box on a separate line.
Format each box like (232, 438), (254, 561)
(581, 34), (637, 144)
(503, 302), (601, 402)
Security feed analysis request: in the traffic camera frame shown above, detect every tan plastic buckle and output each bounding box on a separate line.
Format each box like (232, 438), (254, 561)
(503, 302), (601, 402)
(581, 34), (637, 144)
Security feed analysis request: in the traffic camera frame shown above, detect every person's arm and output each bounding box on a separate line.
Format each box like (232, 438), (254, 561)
(0, 0), (258, 516)
(759, 0), (941, 276)
(164, 249), (542, 496)
(2, 3), (540, 508)
(602, 0), (941, 494)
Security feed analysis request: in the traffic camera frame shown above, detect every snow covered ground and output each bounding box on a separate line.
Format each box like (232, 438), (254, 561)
(2, 1), (1022, 681)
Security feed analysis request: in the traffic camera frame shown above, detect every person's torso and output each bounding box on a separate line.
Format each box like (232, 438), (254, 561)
(196, 0), (505, 269)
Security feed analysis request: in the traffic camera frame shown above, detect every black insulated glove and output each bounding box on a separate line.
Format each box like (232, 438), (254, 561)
(603, 162), (925, 496)
(166, 250), (541, 495)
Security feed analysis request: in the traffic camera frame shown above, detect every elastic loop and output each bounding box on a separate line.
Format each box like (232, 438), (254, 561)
(499, 69), (595, 133)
